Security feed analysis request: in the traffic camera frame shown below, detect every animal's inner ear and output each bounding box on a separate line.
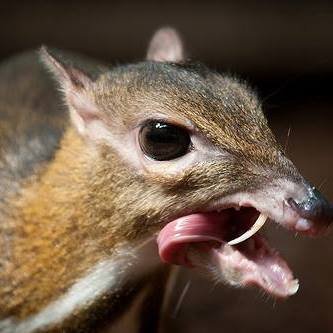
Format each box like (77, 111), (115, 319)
(146, 27), (185, 63)
(40, 46), (103, 140)
(40, 46), (93, 90)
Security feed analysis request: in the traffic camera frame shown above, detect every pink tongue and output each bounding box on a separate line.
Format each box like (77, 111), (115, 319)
(157, 212), (299, 297)
(157, 212), (230, 266)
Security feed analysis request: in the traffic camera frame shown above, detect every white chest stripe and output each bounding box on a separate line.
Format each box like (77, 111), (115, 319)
(0, 239), (159, 333)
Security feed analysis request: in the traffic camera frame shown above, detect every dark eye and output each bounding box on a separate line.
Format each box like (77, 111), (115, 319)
(139, 120), (191, 161)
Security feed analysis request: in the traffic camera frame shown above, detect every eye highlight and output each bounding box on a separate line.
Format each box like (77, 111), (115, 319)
(139, 120), (191, 161)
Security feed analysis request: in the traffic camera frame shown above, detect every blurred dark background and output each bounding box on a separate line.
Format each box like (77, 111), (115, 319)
(1, 1), (332, 332)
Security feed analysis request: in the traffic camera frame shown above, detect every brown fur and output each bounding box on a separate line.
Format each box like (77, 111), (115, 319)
(0, 37), (303, 331)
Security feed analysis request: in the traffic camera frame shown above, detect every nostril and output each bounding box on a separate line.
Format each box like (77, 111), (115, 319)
(288, 196), (316, 219)
(287, 198), (301, 213)
(287, 197), (315, 219)
(287, 195), (323, 219)
(287, 188), (333, 225)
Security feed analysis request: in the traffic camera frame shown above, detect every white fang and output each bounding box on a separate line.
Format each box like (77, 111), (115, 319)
(228, 213), (268, 246)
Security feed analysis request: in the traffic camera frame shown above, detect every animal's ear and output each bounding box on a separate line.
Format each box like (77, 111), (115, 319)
(146, 27), (185, 63)
(40, 46), (104, 140)
(40, 46), (93, 91)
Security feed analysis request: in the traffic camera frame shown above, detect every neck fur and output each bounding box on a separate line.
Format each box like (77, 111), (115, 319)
(0, 128), (162, 330)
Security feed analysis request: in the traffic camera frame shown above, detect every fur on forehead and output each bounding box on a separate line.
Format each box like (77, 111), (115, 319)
(93, 61), (271, 149)
(40, 41), (274, 154)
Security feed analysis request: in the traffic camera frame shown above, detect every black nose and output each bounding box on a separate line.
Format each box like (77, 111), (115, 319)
(288, 185), (333, 226)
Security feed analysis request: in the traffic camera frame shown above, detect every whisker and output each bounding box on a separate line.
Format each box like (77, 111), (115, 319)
(318, 178), (328, 191)
(172, 280), (191, 319)
(284, 125), (292, 153)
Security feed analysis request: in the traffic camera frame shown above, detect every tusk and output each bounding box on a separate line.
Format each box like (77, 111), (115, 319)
(228, 213), (268, 246)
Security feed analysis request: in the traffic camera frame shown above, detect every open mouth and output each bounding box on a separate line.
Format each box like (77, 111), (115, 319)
(157, 205), (303, 298)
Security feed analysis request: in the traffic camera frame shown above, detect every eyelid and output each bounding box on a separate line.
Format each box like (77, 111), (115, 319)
(138, 118), (195, 133)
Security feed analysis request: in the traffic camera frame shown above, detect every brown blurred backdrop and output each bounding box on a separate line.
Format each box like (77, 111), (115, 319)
(1, 1), (333, 332)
